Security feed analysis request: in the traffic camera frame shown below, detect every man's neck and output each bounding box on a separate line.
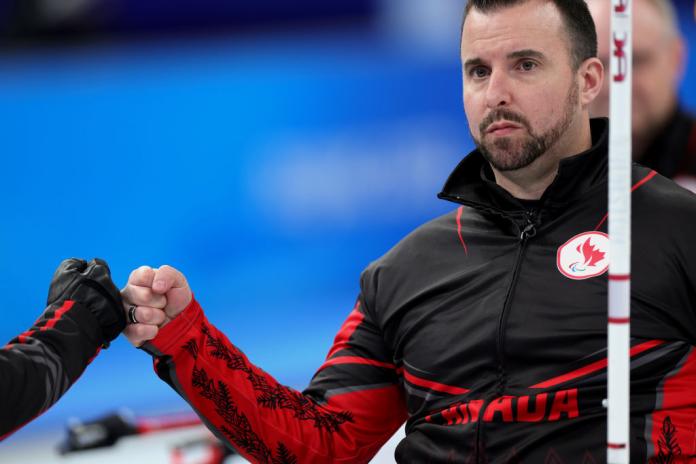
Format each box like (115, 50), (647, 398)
(491, 163), (560, 200)
(490, 118), (593, 200)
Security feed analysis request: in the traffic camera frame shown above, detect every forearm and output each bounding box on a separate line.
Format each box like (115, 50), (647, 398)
(0, 300), (103, 439)
(142, 299), (406, 463)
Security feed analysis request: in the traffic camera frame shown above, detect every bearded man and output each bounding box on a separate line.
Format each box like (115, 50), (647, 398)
(121, 1), (696, 462)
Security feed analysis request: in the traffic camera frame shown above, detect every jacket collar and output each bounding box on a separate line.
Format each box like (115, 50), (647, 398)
(438, 118), (609, 214)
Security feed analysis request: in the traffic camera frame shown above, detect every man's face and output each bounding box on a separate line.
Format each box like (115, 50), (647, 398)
(588, 0), (684, 154)
(461, 0), (581, 172)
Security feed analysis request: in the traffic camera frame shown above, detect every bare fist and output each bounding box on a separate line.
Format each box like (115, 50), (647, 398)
(121, 265), (192, 347)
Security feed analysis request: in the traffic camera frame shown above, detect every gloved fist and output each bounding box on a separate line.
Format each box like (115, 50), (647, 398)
(47, 258), (126, 345)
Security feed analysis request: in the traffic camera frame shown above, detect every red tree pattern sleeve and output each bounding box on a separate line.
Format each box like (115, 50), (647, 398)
(142, 297), (407, 464)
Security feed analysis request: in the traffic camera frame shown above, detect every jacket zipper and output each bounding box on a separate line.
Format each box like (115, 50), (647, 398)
(440, 194), (540, 463)
(441, 194), (539, 383)
(477, 210), (537, 463)
(496, 210), (537, 392)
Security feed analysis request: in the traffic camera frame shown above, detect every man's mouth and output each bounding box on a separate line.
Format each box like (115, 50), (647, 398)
(485, 121), (522, 136)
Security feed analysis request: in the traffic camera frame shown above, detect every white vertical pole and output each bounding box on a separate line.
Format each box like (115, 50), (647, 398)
(607, 0), (632, 462)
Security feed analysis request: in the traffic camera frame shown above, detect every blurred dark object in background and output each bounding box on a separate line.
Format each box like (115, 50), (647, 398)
(0, 0), (376, 43)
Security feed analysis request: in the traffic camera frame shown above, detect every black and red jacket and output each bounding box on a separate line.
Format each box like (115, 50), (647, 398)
(144, 118), (696, 463)
(0, 258), (124, 441)
(0, 301), (104, 439)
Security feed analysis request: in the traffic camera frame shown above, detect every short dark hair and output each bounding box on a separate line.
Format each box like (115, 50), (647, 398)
(462, 0), (598, 70)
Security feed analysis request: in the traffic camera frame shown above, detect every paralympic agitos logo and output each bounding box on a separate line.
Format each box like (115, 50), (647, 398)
(425, 389), (578, 426)
(557, 232), (609, 280)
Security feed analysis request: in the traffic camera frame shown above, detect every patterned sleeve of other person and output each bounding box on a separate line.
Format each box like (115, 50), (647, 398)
(141, 292), (408, 463)
(0, 300), (104, 439)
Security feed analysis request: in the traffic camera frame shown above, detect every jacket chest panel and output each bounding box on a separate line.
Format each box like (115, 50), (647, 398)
(387, 240), (523, 399)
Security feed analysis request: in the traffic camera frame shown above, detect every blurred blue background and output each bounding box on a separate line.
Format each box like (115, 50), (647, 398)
(0, 0), (695, 456)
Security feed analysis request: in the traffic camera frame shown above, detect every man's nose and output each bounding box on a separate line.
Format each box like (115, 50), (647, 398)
(485, 70), (512, 108)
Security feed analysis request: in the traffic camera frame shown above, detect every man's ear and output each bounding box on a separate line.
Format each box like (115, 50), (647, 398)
(578, 57), (604, 107)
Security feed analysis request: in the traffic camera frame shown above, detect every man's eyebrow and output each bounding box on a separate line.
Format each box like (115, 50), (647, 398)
(463, 50), (545, 69)
(463, 57), (486, 69)
(507, 49), (545, 60)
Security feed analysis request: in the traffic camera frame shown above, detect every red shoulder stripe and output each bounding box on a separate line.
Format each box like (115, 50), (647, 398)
(594, 170), (658, 230)
(456, 206), (469, 256)
(631, 169), (658, 192)
(326, 302), (364, 359)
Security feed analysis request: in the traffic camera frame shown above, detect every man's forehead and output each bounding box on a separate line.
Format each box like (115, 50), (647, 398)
(461, 1), (565, 57)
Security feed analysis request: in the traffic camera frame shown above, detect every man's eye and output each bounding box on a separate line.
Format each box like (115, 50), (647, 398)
(470, 67), (489, 78)
(519, 60), (537, 71)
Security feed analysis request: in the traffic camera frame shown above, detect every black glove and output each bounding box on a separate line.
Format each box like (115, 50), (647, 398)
(47, 258), (126, 346)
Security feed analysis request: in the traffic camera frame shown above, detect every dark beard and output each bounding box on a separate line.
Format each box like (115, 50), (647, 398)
(473, 82), (579, 172)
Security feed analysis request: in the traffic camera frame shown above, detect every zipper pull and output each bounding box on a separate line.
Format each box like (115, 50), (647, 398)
(520, 211), (537, 240)
(520, 222), (536, 240)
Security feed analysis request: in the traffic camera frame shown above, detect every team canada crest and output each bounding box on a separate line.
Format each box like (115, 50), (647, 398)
(556, 232), (609, 280)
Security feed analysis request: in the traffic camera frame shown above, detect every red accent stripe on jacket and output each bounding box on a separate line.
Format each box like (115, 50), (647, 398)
(649, 347), (696, 458)
(530, 339), (664, 389)
(319, 356), (396, 371)
(397, 367), (470, 395)
(16, 300), (76, 344)
(594, 170), (658, 230)
(456, 206), (469, 255)
(326, 302), (364, 359)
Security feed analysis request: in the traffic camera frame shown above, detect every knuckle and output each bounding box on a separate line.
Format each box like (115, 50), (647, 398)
(132, 287), (162, 306)
(141, 307), (161, 324)
(151, 309), (166, 324)
(145, 325), (159, 340)
(136, 323), (156, 340)
(130, 265), (153, 281)
(150, 294), (166, 309)
(131, 285), (148, 299)
(160, 265), (181, 281)
(131, 324), (146, 337)
(138, 307), (152, 322)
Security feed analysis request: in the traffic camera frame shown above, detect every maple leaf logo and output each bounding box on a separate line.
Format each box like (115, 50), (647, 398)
(578, 238), (605, 267)
(569, 238), (606, 272)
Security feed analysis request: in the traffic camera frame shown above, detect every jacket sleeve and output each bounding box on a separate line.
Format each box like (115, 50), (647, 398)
(141, 295), (407, 464)
(0, 300), (104, 440)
